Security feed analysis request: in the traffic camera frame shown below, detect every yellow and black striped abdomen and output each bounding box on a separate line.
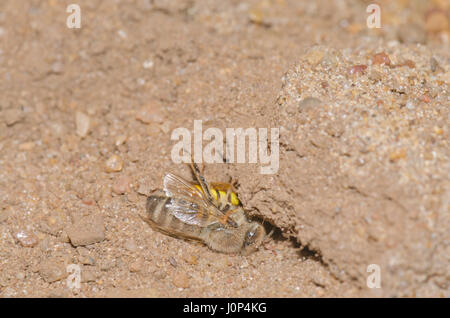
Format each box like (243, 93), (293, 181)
(193, 184), (240, 210)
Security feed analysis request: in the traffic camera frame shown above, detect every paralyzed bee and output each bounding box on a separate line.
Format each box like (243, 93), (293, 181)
(143, 160), (266, 255)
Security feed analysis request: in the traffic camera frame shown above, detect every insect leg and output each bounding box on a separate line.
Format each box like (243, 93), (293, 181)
(219, 208), (238, 227)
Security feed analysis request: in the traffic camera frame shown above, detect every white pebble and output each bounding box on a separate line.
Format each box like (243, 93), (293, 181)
(143, 60), (154, 69)
(117, 30), (127, 39)
(75, 111), (90, 138)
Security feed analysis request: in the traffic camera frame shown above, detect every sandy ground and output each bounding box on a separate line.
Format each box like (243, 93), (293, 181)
(0, 0), (448, 297)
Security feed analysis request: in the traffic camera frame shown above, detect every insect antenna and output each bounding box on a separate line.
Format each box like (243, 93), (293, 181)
(189, 153), (215, 203)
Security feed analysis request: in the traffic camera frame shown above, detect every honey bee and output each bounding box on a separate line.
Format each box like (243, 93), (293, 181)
(143, 160), (266, 255)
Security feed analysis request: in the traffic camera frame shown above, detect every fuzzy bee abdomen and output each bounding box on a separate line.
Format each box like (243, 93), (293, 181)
(145, 195), (205, 240)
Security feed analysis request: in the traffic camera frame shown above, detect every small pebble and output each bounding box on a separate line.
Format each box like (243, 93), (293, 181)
(124, 238), (138, 252)
(248, 8), (265, 25)
(137, 181), (153, 196)
(184, 255), (198, 265)
(40, 213), (65, 236)
(16, 272), (25, 280)
(99, 259), (115, 271)
(39, 259), (67, 283)
(325, 122), (344, 137)
(3, 108), (24, 126)
(115, 135), (127, 146)
(15, 230), (38, 247)
(153, 270), (167, 280)
(18, 142), (35, 151)
(81, 268), (98, 283)
(39, 237), (50, 252)
(77, 246), (90, 256)
(172, 272), (190, 289)
(79, 255), (96, 265)
(126, 192), (139, 203)
(168, 256), (178, 267)
(406, 101), (415, 110)
(112, 175), (131, 194)
(136, 106), (164, 124)
(75, 111), (90, 138)
(298, 97), (322, 112)
(143, 59), (154, 69)
(240, 259), (249, 269)
(421, 94), (431, 103)
(389, 149), (407, 162)
(304, 49), (324, 65)
(355, 158), (365, 166)
(203, 275), (213, 286)
(433, 126), (443, 135)
(160, 121), (171, 134)
(348, 64), (367, 76)
(430, 57), (440, 73)
(129, 259), (143, 272)
(372, 52), (391, 66)
(105, 155), (123, 172)
(58, 230), (70, 243)
(51, 61), (63, 74)
(66, 215), (105, 246)
(117, 29), (127, 39)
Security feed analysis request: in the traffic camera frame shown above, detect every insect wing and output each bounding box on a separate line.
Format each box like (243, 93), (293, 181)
(163, 173), (220, 227)
(165, 198), (209, 227)
(163, 173), (208, 207)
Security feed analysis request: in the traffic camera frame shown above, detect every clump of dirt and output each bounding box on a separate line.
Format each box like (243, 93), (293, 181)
(0, 0), (448, 297)
(239, 44), (448, 297)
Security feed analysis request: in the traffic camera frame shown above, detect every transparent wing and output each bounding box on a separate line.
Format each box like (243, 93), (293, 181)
(163, 173), (208, 208)
(165, 198), (212, 227)
(163, 173), (222, 227)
